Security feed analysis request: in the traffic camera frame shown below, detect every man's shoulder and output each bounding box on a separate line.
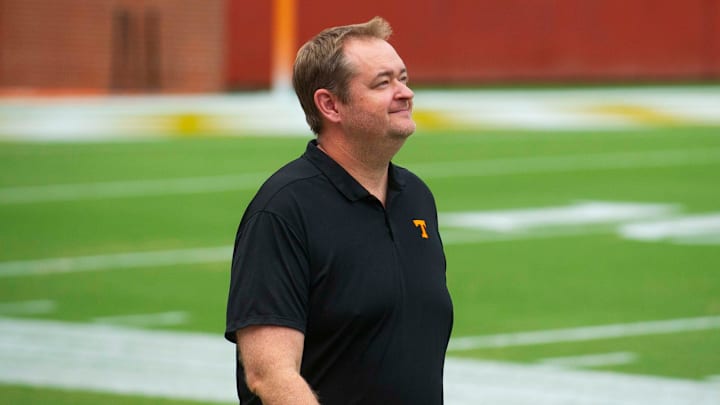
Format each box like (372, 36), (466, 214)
(265, 156), (320, 188)
(245, 156), (323, 213)
(393, 164), (433, 194)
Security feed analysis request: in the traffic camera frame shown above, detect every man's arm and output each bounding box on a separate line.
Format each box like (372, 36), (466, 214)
(236, 325), (319, 405)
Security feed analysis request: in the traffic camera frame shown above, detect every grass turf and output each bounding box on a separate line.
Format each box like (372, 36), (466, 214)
(1, 126), (719, 403)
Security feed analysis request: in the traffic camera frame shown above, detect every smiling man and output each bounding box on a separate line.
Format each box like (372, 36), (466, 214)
(225, 17), (453, 404)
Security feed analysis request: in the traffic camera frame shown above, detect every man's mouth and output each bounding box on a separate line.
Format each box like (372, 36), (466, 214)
(390, 106), (412, 114)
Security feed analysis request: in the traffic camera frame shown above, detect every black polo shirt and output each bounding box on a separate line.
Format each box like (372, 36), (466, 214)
(226, 140), (453, 404)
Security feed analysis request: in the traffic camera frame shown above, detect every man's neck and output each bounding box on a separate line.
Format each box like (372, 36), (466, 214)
(317, 136), (403, 206)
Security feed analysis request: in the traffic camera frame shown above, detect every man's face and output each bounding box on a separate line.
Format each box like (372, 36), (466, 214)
(338, 37), (415, 141)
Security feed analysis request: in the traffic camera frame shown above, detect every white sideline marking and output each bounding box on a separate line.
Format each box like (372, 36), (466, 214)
(620, 213), (720, 245)
(93, 311), (189, 328)
(0, 246), (231, 277)
(441, 201), (677, 232)
(539, 352), (638, 369)
(0, 317), (717, 405)
(2, 147), (720, 204)
(0, 300), (56, 315)
(0, 317), (236, 403)
(443, 358), (719, 405)
(448, 316), (720, 351)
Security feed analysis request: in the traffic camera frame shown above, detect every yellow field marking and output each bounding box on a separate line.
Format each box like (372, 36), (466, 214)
(413, 110), (468, 130)
(172, 113), (210, 135)
(585, 104), (687, 126)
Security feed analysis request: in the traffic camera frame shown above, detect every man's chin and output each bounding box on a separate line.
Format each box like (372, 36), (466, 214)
(390, 122), (416, 139)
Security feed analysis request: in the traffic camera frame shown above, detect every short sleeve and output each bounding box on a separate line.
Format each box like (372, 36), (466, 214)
(225, 210), (310, 342)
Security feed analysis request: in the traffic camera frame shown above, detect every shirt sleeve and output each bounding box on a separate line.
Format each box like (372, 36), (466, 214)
(225, 210), (310, 342)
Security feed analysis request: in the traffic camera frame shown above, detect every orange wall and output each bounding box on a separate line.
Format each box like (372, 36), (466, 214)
(224, 1), (271, 89)
(0, 0), (225, 93)
(226, 0), (720, 88)
(1, 1), (717, 92)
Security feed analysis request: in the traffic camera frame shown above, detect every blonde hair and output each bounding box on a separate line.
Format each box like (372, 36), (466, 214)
(292, 16), (393, 134)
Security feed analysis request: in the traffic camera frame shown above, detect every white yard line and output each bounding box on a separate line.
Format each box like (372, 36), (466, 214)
(0, 202), (714, 278)
(0, 317), (717, 404)
(0, 230), (637, 278)
(2, 147), (720, 204)
(0, 246), (231, 277)
(539, 351), (638, 369)
(441, 201), (677, 232)
(620, 213), (720, 244)
(448, 316), (720, 351)
(0, 172), (268, 204)
(0, 300), (56, 316)
(92, 311), (190, 328)
(441, 225), (618, 245)
(413, 147), (720, 179)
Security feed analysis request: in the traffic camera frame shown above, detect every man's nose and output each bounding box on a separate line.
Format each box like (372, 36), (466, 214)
(397, 80), (414, 99)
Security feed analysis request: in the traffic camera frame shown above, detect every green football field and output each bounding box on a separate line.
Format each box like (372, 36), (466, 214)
(1, 125), (719, 403)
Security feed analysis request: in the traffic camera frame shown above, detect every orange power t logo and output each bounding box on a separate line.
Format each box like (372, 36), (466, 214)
(413, 219), (429, 239)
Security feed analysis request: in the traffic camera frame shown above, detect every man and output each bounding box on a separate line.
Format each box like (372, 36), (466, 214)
(225, 16), (453, 404)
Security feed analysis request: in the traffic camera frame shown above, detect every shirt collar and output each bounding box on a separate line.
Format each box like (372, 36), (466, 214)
(302, 140), (406, 203)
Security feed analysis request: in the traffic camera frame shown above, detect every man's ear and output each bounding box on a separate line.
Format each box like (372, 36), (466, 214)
(314, 89), (342, 124)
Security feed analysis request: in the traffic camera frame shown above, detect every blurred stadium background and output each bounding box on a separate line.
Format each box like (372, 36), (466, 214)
(1, 0), (719, 404)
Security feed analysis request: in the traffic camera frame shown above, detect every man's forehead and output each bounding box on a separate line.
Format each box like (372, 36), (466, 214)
(343, 37), (405, 73)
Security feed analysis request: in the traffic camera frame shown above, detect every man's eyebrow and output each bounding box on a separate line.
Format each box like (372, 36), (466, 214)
(373, 68), (408, 80)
